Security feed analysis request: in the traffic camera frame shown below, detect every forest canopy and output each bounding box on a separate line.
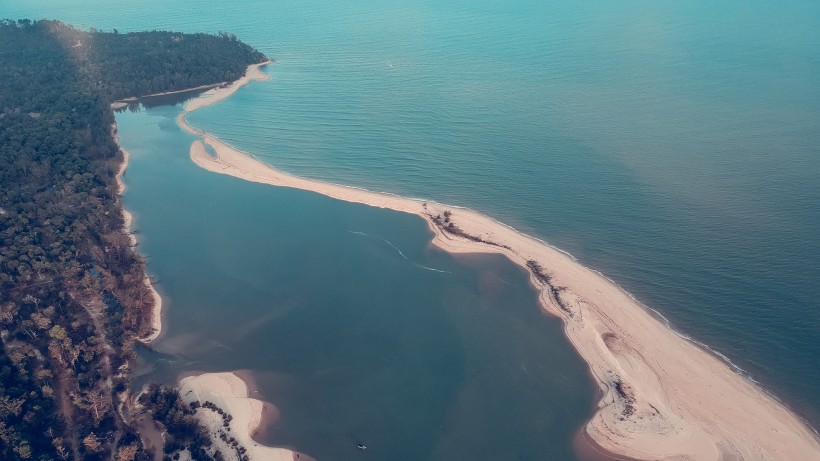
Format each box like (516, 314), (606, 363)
(0, 19), (266, 460)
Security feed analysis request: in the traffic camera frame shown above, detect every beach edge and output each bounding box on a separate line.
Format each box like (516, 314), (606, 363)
(179, 371), (307, 461)
(113, 125), (163, 344)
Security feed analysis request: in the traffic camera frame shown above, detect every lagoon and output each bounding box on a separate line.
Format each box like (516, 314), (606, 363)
(117, 104), (596, 459)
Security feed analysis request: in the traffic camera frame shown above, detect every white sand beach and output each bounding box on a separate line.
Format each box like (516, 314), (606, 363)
(179, 372), (306, 461)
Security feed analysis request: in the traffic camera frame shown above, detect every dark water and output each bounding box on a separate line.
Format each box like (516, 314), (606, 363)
(117, 105), (595, 460)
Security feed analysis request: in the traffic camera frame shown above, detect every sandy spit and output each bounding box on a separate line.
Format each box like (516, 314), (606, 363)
(178, 64), (820, 459)
(113, 125), (163, 343)
(112, 82), (227, 109)
(179, 372), (307, 461)
(183, 60), (271, 113)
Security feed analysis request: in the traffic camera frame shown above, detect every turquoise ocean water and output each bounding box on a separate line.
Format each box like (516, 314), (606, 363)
(6, 0), (820, 449)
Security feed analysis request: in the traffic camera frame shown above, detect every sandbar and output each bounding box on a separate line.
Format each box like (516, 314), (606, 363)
(173, 62), (820, 460)
(179, 372), (307, 461)
(112, 82), (228, 109)
(183, 60), (271, 113)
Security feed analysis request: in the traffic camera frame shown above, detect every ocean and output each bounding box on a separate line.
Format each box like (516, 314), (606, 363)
(6, 0), (820, 454)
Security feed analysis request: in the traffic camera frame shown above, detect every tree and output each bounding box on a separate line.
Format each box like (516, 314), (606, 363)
(116, 444), (138, 461)
(82, 432), (102, 453)
(1, 20), (267, 460)
(48, 325), (67, 341)
(13, 442), (32, 459)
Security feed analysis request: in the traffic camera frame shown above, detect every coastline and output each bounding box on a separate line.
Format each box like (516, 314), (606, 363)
(173, 62), (820, 459)
(114, 132), (163, 343)
(110, 62), (271, 343)
(111, 81), (229, 110)
(183, 60), (272, 112)
(179, 371), (307, 461)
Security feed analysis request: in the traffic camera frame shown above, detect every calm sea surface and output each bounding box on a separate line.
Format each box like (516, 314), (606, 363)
(7, 0), (820, 439)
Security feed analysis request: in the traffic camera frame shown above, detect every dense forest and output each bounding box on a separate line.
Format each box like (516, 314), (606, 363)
(0, 19), (266, 460)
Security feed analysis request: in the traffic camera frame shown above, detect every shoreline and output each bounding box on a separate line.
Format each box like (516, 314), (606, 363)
(113, 129), (163, 343)
(173, 62), (820, 459)
(111, 61), (272, 344)
(179, 371), (308, 461)
(111, 81), (230, 110)
(183, 60), (272, 112)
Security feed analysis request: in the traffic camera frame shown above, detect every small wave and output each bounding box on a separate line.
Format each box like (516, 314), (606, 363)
(349, 230), (449, 273)
(414, 263), (450, 274)
(206, 339), (235, 351)
(381, 237), (408, 260)
(349, 230), (407, 260)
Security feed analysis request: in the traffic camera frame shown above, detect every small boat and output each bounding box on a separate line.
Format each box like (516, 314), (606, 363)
(356, 443), (367, 450)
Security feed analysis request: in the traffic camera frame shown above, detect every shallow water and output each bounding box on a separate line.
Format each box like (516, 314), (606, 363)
(9, 0), (820, 431)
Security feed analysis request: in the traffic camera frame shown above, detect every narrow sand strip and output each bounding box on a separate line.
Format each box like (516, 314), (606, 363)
(112, 82), (227, 109)
(140, 82), (224, 99)
(183, 60), (271, 113)
(179, 372), (304, 461)
(174, 62), (820, 460)
(114, 127), (163, 343)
